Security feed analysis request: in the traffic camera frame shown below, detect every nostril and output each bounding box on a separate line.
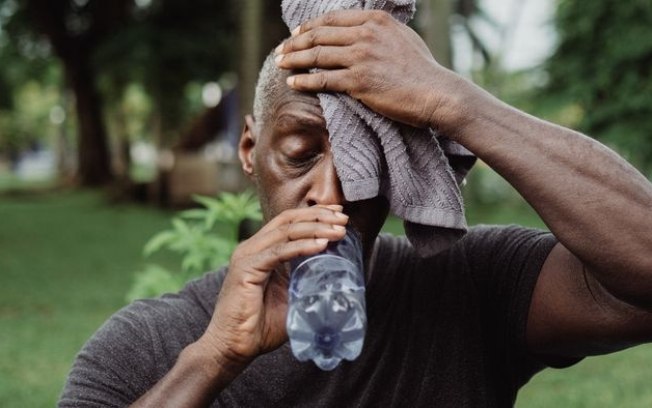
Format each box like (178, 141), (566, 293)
(307, 199), (317, 207)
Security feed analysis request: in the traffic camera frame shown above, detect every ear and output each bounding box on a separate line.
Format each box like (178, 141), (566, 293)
(238, 114), (257, 178)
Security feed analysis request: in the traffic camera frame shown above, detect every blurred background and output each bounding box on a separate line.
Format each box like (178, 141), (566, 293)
(0, 0), (651, 406)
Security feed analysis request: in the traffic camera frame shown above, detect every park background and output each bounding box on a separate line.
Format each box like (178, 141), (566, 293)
(1, 0), (651, 406)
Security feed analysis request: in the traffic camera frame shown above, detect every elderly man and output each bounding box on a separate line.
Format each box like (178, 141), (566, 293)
(60, 10), (652, 408)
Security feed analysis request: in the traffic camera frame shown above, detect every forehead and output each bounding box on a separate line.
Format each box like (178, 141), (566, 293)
(268, 88), (327, 134)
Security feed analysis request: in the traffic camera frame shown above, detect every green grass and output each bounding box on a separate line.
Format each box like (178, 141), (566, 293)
(1, 189), (650, 407)
(0, 191), (176, 407)
(0, 172), (56, 192)
(517, 345), (652, 407)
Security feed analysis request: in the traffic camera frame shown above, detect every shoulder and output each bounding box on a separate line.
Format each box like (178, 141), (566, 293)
(456, 224), (557, 269)
(101, 268), (225, 358)
(59, 269), (225, 407)
(374, 225), (554, 265)
(115, 268), (224, 339)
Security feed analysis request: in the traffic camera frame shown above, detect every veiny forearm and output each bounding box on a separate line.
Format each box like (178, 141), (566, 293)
(130, 341), (245, 408)
(441, 81), (652, 309)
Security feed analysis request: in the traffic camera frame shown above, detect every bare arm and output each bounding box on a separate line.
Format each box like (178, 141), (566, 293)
(276, 9), (652, 359)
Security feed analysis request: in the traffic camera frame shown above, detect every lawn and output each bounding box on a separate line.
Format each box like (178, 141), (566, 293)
(0, 190), (650, 406)
(0, 191), (177, 407)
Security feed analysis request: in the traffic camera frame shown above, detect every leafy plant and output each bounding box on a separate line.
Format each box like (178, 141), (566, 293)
(126, 191), (262, 302)
(543, 0), (652, 176)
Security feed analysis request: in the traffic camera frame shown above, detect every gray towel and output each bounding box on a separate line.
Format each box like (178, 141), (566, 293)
(281, 0), (476, 257)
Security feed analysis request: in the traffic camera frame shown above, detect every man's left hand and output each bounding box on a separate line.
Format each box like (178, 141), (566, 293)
(275, 9), (468, 132)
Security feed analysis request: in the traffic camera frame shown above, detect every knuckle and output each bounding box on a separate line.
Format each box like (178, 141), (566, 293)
(307, 29), (318, 47)
(358, 26), (374, 42)
(277, 208), (295, 222)
(352, 44), (369, 60)
(372, 10), (391, 24)
(269, 243), (283, 260)
(311, 45), (322, 65)
(318, 72), (329, 89)
(286, 36), (296, 51)
(323, 12), (336, 26)
(351, 67), (367, 92)
(277, 223), (290, 236)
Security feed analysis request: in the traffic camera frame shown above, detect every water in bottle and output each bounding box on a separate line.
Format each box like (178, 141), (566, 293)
(286, 227), (367, 371)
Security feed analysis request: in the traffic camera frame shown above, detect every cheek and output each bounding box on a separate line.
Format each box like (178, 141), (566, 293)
(254, 154), (307, 221)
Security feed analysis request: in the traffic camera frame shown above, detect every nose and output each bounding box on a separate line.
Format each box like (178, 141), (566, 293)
(305, 156), (345, 207)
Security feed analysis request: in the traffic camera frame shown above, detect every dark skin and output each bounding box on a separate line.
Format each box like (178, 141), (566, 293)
(274, 9), (652, 357)
(131, 10), (652, 407)
(131, 73), (388, 408)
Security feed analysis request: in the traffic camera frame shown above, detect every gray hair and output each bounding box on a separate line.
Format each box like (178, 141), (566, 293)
(252, 51), (291, 132)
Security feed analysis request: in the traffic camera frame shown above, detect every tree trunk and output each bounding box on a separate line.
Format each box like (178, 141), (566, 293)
(418, 0), (453, 69)
(239, 0), (263, 122)
(24, 0), (130, 187)
(66, 57), (113, 186)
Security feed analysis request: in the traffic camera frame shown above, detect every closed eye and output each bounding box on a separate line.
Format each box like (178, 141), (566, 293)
(285, 150), (320, 169)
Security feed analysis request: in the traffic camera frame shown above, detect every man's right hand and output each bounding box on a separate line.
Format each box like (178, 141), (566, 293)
(195, 205), (348, 375)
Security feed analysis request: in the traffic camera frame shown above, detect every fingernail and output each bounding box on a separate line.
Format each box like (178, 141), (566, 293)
(286, 76), (295, 87)
(291, 26), (301, 36)
(333, 224), (346, 231)
(274, 43), (284, 55)
(316, 238), (329, 245)
(325, 204), (343, 211)
(335, 212), (349, 220)
(274, 54), (283, 65)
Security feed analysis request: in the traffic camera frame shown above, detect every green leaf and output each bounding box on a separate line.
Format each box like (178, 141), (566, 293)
(143, 231), (176, 257)
(180, 208), (208, 220)
(128, 191), (263, 304)
(171, 218), (191, 234)
(125, 264), (186, 302)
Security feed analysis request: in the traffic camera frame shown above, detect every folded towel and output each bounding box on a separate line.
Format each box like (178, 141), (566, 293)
(281, 0), (476, 257)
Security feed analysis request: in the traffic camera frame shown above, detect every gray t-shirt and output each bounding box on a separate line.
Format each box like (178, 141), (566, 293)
(60, 225), (558, 407)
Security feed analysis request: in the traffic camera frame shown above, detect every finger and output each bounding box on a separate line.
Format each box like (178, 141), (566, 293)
(276, 45), (350, 70)
(317, 204), (343, 212)
(259, 237), (331, 270)
(259, 206), (348, 234)
(245, 220), (346, 258)
(292, 9), (381, 35)
(280, 221), (347, 242)
(276, 26), (355, 55)
(286, 70), (354, 94)
(232, 237), (331, 285)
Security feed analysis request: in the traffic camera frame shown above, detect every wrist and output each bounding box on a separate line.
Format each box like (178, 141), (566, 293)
(426, 71), (490, 142)
(182, 338), (248, 389)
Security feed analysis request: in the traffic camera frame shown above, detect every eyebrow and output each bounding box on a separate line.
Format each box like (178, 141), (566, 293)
(274, 113), (327, 134)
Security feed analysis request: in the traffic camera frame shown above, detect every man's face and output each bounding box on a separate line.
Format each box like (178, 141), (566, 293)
(239, 88), (389, 260)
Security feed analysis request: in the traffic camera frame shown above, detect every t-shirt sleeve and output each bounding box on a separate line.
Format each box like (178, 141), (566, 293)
(58, 303), (159, 407)
(460, 225), (558, 383)
(58, 271), (221, 407)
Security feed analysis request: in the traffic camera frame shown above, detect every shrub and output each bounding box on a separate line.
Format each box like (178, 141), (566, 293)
(126, 191), (262, 302)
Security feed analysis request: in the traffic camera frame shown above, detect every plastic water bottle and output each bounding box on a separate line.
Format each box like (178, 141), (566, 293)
(286, 228), (367, 371)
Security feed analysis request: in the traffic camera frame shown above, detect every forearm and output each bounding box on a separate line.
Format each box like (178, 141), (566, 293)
(442, 80), (652, 308)
(130, 340), (245, 408)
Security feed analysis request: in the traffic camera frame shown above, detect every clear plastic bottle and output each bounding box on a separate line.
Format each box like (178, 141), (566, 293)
(286, 228), (367, 371)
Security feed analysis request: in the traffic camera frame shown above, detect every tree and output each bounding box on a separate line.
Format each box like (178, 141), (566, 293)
(545, 0), (652, 175)
(97, 0), (239, 148)
(1, 0), (241, 186)
(417, 0), (495, 70)
(22, 0), (133, 186)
